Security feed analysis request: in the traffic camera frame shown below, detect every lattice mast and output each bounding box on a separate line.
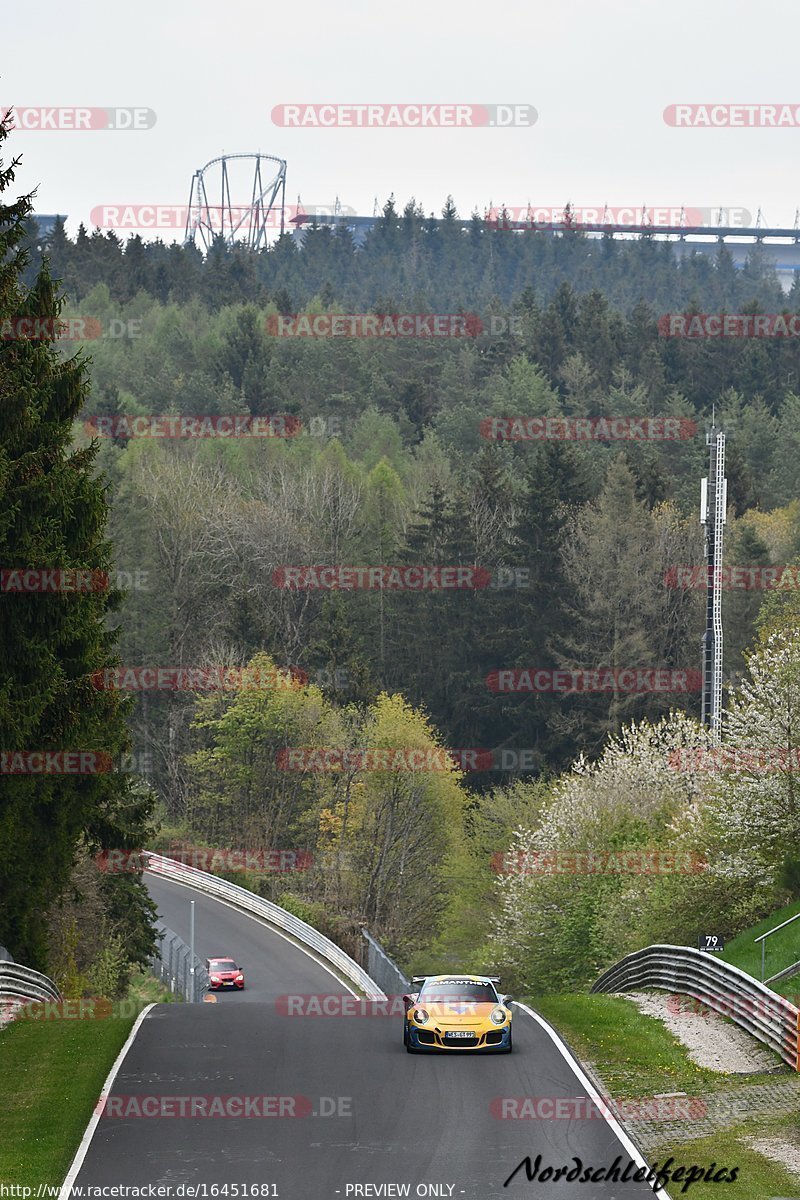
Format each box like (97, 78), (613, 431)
(700, 428), (727, 740)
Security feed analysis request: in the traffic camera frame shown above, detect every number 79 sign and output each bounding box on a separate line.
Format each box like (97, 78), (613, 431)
(699, 934), (724, 952)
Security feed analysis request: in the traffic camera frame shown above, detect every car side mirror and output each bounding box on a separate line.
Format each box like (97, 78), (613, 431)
(402, 993), (418, 1008)
(501, 994), (513, 1005)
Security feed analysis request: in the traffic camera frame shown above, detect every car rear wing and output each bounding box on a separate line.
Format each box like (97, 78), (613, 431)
(410, 974), (501, 984)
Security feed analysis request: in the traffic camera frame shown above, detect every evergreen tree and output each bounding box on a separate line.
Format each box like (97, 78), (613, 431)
(484, 442), (592, 772)
(555, 455), (698, 751)
(0, 119), (155, 966)
(724, 520), (773, 682)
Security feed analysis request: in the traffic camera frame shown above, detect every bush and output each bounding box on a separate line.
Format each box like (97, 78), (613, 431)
(276, 892), (361, 961)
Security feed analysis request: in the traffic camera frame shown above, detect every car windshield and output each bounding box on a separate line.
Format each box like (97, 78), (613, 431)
(209, 960), (237, 971)
(419, 981), (497, 1003)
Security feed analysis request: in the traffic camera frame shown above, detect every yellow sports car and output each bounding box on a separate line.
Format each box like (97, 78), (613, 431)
(402, 974), (513, 1053)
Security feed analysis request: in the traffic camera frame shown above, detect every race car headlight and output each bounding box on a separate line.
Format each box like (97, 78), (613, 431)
(210, 975), (220, 982)
(490, 1008), (507, 1025)
(413, 1008), (429, 1025)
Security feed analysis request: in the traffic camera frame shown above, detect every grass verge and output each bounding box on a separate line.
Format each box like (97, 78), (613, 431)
(530, 993), (761, 1096)
(529, 993), (800, 1200)
(645, 1125), (800, 1200)
(720, 900), (800, 997)
(0, 968), (173, 1187)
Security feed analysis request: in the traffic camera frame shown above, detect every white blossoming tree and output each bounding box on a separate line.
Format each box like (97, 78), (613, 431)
(490, 594), (800, 994)
(711, 622), (800, 882)
(490, 712), (713, 992)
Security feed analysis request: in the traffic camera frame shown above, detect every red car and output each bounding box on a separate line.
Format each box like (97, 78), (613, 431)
(206, 957), (245, 990)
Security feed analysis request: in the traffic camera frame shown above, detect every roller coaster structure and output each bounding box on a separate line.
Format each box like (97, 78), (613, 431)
(184, 153), (286, 251)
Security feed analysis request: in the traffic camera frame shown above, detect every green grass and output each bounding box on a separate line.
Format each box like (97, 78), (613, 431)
(0, 969), (175, 1187)
(529, 993), (800, 1199)
(646, 1126), (800, 1200)
(0, 1012), (137, 1186)
(529, 994), (761, 1097)
(720, 900), (800, 998)
(126, 965), (180, 1008)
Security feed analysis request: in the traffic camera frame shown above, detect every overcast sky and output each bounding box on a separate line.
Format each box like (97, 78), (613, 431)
(4, 0), (800, 241)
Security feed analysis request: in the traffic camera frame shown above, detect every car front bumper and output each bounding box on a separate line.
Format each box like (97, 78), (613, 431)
(406, 1022), (511, 1051)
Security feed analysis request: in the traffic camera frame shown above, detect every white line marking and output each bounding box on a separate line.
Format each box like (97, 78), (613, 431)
(59, 1003), (155, 1198)
(61, 871), (361, 1197)
(513, 1002), (671, 1198)
(147, 871), (360, 998)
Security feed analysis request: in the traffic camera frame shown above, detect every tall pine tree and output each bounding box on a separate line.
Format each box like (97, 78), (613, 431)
(0, 117), (154, 965)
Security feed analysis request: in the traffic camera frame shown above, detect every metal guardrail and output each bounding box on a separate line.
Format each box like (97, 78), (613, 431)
(362, 928), (409, 996)
(144, 852), (386, 1000)
(0, 959), (62, 1026)
(0, 960), (62, 1003)
(149, 920), (209, 1001)
(592, 944), (800, 1070)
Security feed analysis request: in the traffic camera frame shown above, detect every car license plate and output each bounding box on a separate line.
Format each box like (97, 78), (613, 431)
(445, 1031), (474, 1039)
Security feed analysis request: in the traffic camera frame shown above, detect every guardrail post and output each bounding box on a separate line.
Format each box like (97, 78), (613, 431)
(797, 1009), (799, 1072)
(189, 899), (195, 1003)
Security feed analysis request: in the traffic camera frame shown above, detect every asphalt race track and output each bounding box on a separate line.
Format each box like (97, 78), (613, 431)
(69, 874), (667, 1199)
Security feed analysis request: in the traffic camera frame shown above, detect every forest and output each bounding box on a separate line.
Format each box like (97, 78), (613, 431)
(5, 169), (800, 992)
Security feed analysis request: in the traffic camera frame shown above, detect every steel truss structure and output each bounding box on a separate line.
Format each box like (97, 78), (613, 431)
(185, 153), (286, 251)
(700, 428), (727, 740)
